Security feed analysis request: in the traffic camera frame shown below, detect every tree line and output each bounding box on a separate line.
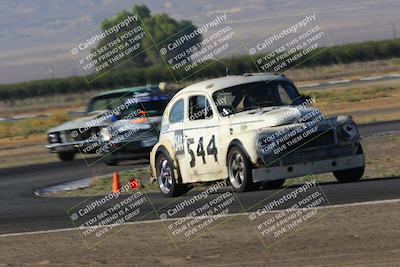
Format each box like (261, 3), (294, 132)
(1, 32), (400, 101)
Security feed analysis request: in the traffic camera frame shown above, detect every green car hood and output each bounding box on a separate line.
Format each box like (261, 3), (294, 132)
(47, 110), (111, 133)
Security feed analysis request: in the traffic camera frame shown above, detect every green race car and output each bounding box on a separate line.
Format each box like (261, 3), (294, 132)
(46, 85), (163, 162)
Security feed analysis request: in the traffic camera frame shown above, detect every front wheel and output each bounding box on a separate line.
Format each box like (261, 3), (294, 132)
(58, 152), (75, 161)
(333, 144), (364, 183)
(156, 152), (189, 197)
(333, 166), (364, 183)
(227, 147), (255, 192)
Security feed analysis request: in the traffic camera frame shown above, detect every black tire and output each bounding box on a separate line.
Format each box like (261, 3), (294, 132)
(156, 152), (189, 197)
(333, 144), (364, 183)
(262, 179), (286, 189)
(58, 152), (75, 161)
(227, 146), (255, 192)
(333, 166), (364, 183)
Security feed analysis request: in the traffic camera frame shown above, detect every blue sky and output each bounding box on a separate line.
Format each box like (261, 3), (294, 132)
(0, 0), (399, 83)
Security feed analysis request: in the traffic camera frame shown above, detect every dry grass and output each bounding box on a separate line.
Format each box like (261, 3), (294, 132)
(55, 168), (157, 198)
(0, 111), (70, 139)
(289, 58), (400, 83)
(0, 92), (90, 117)
(306, 81), (400, 103)
(306, 80), (400, 123)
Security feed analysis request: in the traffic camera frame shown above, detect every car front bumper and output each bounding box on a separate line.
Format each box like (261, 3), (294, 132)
(102, 136), (158, 160)
(45, 140), (99, 153)
(252, 154), (365, 182)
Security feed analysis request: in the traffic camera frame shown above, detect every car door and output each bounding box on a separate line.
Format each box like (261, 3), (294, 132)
(181, 94), (222, 181)
(162, 97), (186, 156)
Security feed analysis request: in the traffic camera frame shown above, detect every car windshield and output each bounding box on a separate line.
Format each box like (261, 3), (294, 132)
(212, 80), (303, 116)
(118, 97), (170, 119)
(87, 92), (137, 112)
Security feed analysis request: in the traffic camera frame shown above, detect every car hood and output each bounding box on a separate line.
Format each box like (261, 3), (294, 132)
(228, 106), (322, 131)
(47, 110), (112, 133)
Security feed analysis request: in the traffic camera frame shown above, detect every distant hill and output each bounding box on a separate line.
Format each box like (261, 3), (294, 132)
(0, 0), (399, 83)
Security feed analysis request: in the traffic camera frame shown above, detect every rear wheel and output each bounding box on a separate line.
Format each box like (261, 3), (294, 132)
(58, 152), (74, 161)
(156, 152), (188, 197)
(227, 147), (256, 192)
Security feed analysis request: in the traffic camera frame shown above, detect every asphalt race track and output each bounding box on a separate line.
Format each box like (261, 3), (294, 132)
(0, 120), (399, 235)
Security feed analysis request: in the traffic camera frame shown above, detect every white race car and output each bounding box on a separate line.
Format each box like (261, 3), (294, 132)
(150, 73), (365, 197)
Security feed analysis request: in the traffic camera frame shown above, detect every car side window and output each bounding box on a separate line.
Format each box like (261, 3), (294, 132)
(189, 95), (213, 120)
(169, 99), (184, 124)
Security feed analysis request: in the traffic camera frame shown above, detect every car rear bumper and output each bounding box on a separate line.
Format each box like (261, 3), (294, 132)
(252, 154), (365, 182)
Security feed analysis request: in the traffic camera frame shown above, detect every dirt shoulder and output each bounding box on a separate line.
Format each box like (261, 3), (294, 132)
(1, 201), (399, 267)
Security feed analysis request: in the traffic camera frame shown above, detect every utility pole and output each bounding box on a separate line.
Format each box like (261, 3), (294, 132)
(49, 55), (55, 79)
(49, 64), (54, 79)
(391, 22), (397, 39)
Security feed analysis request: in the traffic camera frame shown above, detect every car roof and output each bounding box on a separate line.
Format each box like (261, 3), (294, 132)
(174, 73), (290, 98)
(93, 85), (159, 98)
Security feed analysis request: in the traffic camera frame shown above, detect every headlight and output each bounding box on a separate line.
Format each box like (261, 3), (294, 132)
(48, 133), (59, 143)
(339, 122), (357, 140)
(100, 128), (112, 141)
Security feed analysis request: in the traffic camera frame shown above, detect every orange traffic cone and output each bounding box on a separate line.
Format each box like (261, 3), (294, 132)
(112, 171), (121, 193)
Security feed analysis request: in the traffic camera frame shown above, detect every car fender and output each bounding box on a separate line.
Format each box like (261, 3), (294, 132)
(216, 130), (259, 178)
(150, 139), (182, 183)
(227, 131), (259, 163)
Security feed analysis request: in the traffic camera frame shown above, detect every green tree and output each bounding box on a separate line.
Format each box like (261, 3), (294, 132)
(141, 14), (201, 65)
(93, 6), (151, 69)
(92, 5), (201, 72)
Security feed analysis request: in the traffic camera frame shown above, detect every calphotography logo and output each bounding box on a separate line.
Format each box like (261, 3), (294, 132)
(67, 183), (152, 248)
(156, 12), (241, 82)
(247, 176), (332, 250)
(157, 180), (244, 248)
(70, 10), (146, 82)
(248, 12), (334, 73)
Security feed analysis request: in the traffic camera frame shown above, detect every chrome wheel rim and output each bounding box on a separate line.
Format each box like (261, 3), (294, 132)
(229, 152), (245, 189)
(158, 159), (173, 194)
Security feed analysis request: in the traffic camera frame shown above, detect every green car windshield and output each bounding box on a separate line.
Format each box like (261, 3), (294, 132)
(118, 98), (170, 118)
(87, 92), (136, 113)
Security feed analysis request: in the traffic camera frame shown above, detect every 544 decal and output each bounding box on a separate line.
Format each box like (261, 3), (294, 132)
(187, 135), (218, 167)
